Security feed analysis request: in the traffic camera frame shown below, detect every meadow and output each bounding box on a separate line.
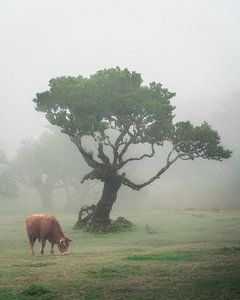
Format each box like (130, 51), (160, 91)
(0, 207), (240, 299)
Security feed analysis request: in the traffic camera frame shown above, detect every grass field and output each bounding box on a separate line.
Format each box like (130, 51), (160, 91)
(0, 207), (240, 299)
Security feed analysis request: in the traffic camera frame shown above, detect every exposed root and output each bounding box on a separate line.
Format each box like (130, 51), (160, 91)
(73, 205), (133, 232)
(73, 205), (96, 230)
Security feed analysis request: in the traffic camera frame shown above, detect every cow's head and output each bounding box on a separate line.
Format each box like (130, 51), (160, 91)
(57, 237), (72, 255)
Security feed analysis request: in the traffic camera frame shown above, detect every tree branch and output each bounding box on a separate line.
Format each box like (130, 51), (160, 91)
(117, 133), (136, 163)
(81, 170), (99, 183)
(70, 135), (103, 169)
(112, 125), (130, 166)
(121, 150), (179, 191)
(97, 143), (111, 166)
(103, 134), (115, 149)
(117, 144), (155, 169)
(167, 142), (183, 164)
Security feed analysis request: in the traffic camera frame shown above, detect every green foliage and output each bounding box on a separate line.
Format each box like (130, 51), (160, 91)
(34, 67), (230, 164)
(34, 67), (175, 143)
(173, 121), (231, 160)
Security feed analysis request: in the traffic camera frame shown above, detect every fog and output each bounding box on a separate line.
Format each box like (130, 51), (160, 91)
(0, 0), (239, 211)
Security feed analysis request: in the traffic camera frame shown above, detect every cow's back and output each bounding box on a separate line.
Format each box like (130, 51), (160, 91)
(25, 214), (57, 241)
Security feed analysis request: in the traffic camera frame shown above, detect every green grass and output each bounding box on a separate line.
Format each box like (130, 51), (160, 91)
(126, 251), (197, 261)
(0, 207), (240, 299)
(22, 284), (52, 297)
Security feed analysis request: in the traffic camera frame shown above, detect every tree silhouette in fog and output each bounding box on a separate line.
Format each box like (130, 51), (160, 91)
(13, 128), (86, 210)
(34, 67), (231, 230)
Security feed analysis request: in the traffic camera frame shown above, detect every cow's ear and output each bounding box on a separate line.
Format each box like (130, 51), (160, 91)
(59, 238), (64, 245)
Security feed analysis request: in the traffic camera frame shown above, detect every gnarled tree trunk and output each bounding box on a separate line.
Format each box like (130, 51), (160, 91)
(74, 176), (121, 231)
(92, 177), (121, 227)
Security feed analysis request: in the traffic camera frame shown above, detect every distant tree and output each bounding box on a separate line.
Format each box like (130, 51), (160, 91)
(13, 128), (87, 210)
(0, 150), (17, 199)
(33, 67), (231, 230)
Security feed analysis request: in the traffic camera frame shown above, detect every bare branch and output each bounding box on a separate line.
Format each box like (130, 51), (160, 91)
(117, 144), (155, 169)
(121, 152), (179, 191)
(167, 142), (183, 164)
(70, 135), (103, 169)
(118, 132), (136, 162)
(81, 170), (99, 183)
(103, 134), (115, 149)
(112, 125), (130, 166)
(97, 143), (111, 166)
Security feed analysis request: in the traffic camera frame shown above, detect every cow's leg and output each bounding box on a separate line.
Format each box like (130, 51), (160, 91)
(50, 243), (54, 254)
(40, 237), (46, 255)
(29, 237), (37, 256)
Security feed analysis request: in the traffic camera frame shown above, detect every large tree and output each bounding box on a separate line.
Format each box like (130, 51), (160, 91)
(33, 67), (231, 230)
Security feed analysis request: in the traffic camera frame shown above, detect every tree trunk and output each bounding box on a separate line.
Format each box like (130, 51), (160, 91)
(33, 176), (54, 211)
(91, 177), (121, 228)
(38, 188), (53, 211)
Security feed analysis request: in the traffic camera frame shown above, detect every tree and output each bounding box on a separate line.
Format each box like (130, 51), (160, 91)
(13, 128), (87, 210)
(0, 150), (17, 199)
(33, 67), (231, 230)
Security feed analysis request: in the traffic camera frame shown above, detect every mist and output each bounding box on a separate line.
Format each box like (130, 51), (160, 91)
(0, 0), (239, 211)
(1, 3), (240, 298)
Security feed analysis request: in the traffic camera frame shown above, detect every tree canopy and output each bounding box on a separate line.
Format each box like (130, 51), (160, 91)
(33, 67), (231, 230)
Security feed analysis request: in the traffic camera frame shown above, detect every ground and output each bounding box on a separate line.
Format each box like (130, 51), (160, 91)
(0, 207), (240, 299)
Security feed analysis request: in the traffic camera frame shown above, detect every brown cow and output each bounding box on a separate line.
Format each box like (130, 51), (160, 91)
(25, 214), (72, 256)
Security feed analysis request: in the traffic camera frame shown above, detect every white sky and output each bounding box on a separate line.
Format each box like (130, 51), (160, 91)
(0, 0), (239, 156)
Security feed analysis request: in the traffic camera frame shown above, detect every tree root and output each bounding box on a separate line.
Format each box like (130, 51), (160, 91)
(73, 204), (96, 230)
(73, 205), (133, 232)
